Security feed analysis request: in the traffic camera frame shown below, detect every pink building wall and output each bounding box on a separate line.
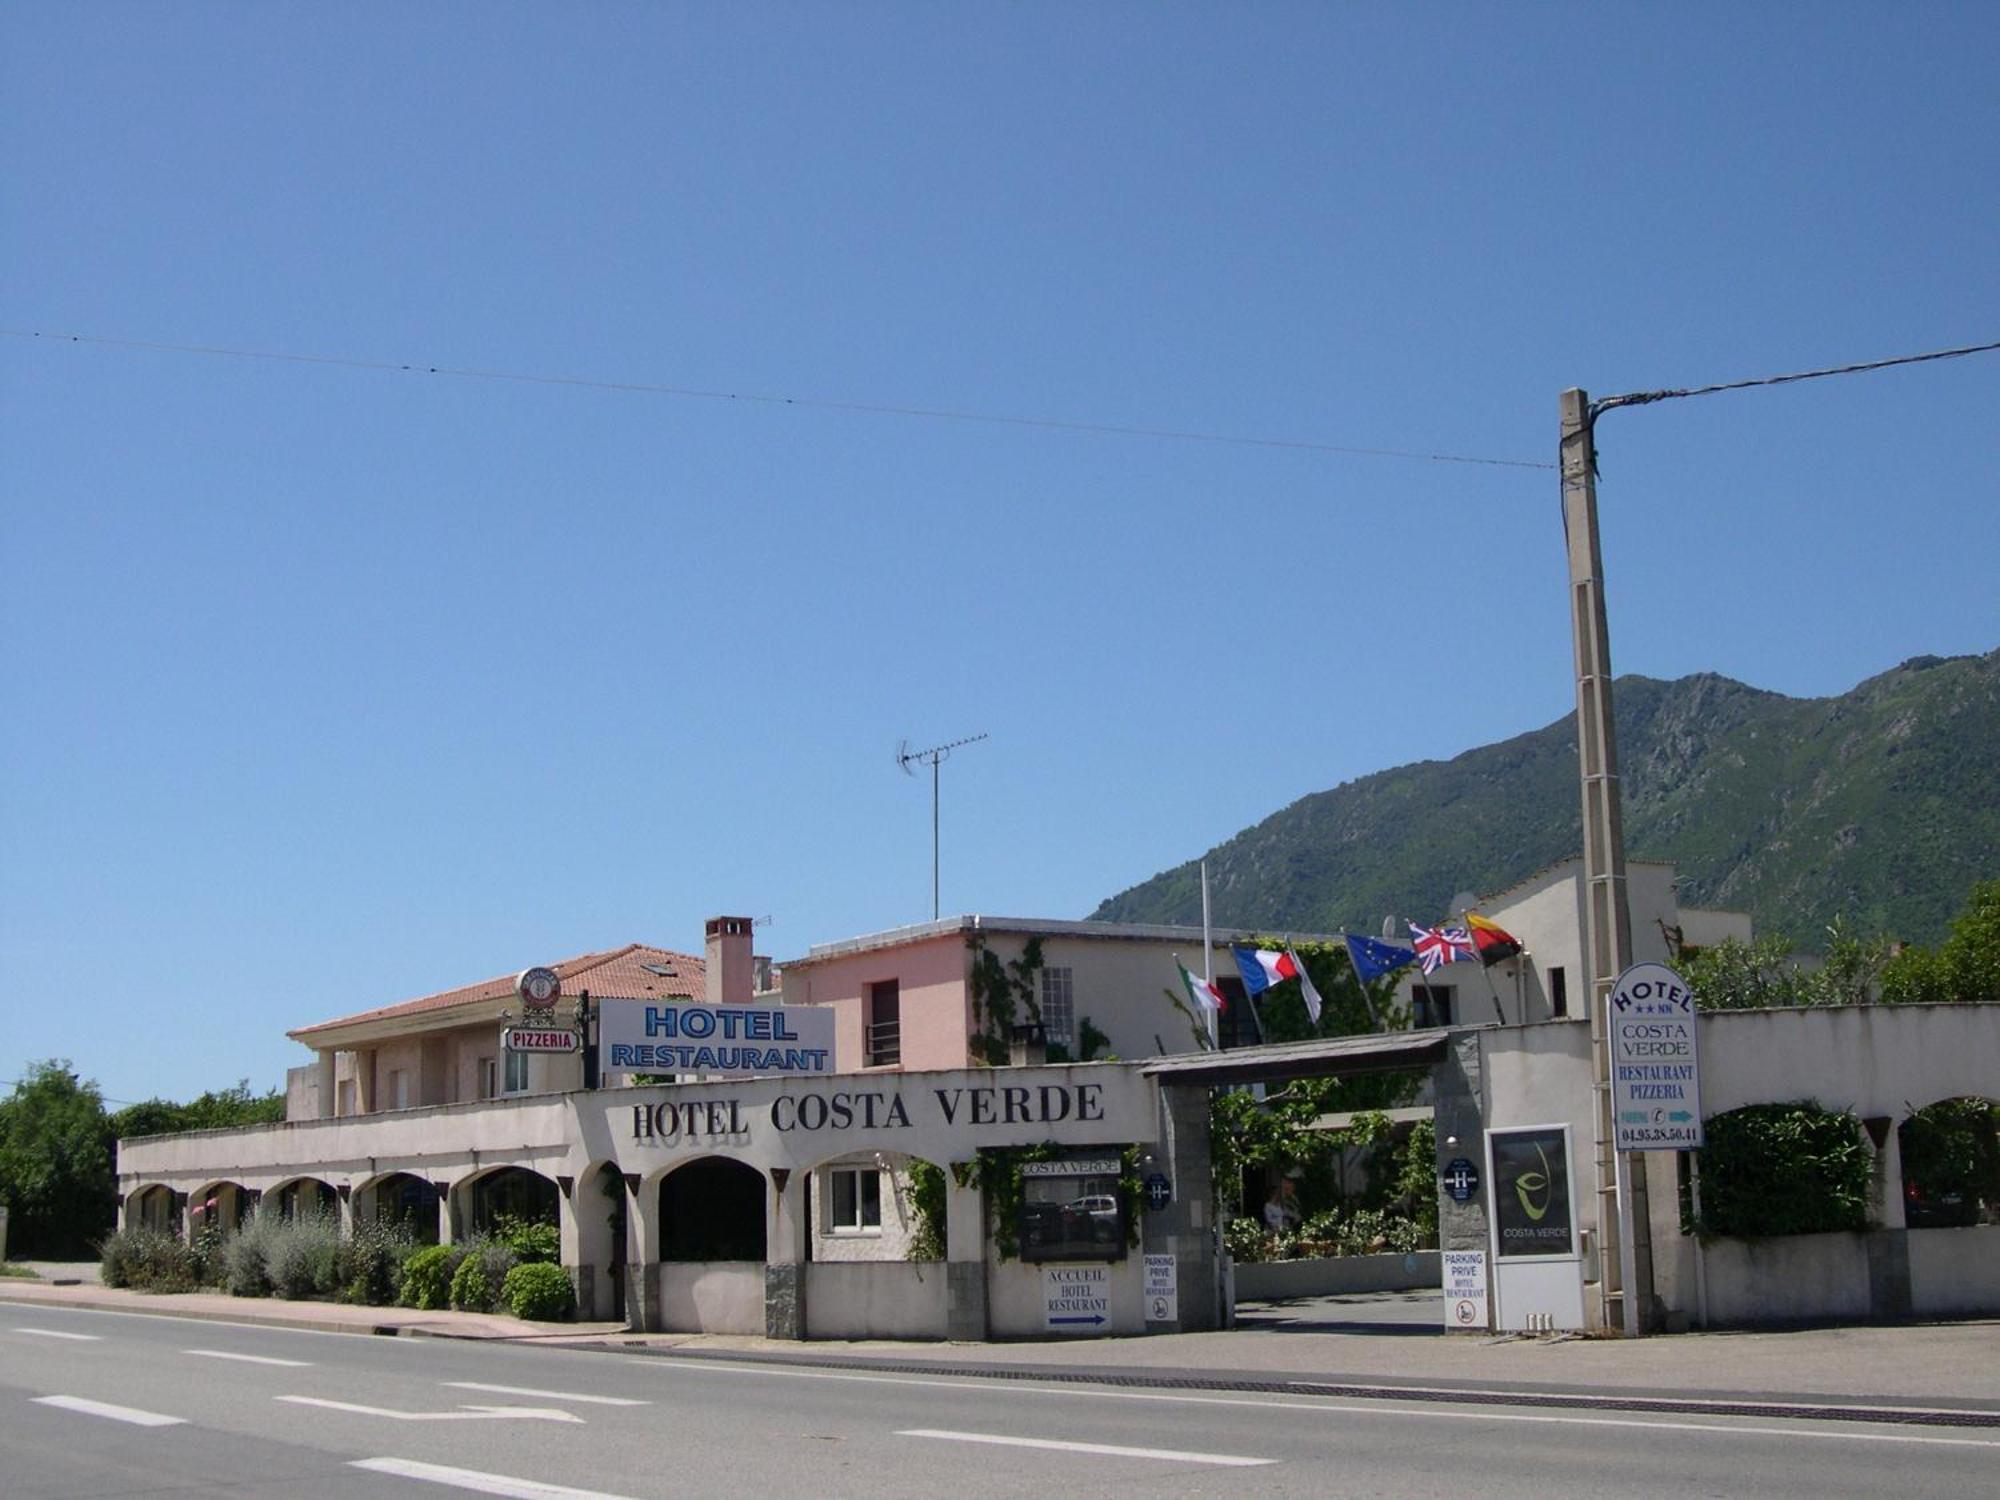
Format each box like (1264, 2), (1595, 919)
(782, 932), (974, 1072)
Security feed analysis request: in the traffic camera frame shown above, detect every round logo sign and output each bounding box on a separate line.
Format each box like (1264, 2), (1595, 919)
(515, 966), (561, 1010)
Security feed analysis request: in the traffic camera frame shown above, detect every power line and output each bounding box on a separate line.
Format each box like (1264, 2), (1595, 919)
(2, 327), (1555, 471)
(1591, 337), (2000, 419)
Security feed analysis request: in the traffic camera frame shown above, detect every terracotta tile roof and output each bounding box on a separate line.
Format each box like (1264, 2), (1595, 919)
(288, 943), (705, 1039)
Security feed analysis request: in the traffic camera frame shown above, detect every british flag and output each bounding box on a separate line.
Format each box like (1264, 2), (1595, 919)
(1408, 922), (1477, 975)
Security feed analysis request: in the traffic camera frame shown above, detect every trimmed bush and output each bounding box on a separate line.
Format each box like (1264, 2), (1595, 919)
(398, 1245), (456, 1310)
(449, 1243), (517, 1313)
(502, 1261), (576, 1322)
(490, 1213), (559, 1266)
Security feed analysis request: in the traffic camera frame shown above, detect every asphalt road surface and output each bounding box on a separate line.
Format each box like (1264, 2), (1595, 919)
(3, 1305), (1996, 1498)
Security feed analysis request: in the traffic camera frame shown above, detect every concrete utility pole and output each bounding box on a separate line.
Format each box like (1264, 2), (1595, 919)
(1560, 388), (1655, 1337)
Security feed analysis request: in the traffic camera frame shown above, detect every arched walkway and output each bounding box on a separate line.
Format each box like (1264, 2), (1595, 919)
(1898, 1096), (2000, 1228)
(189, 1180), (254, 1236)
(359, 1172), (442, 1243)
(127, 1184), (179, 1235)
(660, 1157), (766, 1262)
(271, 1177), (338, 1223)
(466, 1166), (559, 1236)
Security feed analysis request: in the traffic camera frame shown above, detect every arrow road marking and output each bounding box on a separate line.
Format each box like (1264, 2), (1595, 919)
(34, 1395), (185, 1427)
(445, 1381), (648, 1407)
(276, 1395), (583, 1424)
(899, 1429), (1273, 1467)
(351, 1458), (637, 1498)
(187, 1348), (312, 1367)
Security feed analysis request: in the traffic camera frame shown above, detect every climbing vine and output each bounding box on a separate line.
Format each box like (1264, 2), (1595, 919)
(903, 1159), (948, 1261)
(957, 1141), (1143, 1260)
(968, 935), (1045, 1065)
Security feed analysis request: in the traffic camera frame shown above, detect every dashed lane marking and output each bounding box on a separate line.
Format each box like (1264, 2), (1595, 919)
(445, 1381), (648, 1406)
(350, 1457), (638, 1498)
(12, 1327), (102, 1341)
(899, 1428), (1274, 1466)
(33, 1395), (185, 1427)
(186, 1348), (312, 1367)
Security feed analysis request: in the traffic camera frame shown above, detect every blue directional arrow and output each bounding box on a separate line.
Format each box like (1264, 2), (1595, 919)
(1668, 1110), (1694, 1123)
(1049, 1313), (1107, 1326)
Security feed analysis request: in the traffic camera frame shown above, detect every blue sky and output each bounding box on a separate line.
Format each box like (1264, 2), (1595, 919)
(4, 6), (1995, 1107)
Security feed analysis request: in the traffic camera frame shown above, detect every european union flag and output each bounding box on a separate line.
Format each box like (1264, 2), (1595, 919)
(1345, 934), (1417, 983)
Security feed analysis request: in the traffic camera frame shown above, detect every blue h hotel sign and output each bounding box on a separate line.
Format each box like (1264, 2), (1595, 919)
(597, 997), (837, 1078)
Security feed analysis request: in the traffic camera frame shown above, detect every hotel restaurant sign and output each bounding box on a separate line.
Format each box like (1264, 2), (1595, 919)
(596, 997), (837, 1079)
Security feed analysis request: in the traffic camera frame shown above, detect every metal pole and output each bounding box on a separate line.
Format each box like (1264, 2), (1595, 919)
(932, 754), (941, 921)
(1561, 387), (1654, 1336)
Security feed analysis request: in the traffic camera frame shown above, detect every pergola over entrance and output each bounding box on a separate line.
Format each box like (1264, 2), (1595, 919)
(1140, 1029), (1452, 1087)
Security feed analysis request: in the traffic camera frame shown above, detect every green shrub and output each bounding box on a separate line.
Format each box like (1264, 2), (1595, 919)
(334, 1219), (417, 1305)
(502, 1261), (576, 1322)
(398, 1245), (456, 1310)
(490, 1213), (559, 1266)
(1222, 1215), (1269, 1263)
(449, 1243), (517, 1312)
(98, 1227), (199, 1292)
(1692, 1101), (1873, 1238)
(222, 1222), (273, 1297)
(268, 1217), (339, 1300)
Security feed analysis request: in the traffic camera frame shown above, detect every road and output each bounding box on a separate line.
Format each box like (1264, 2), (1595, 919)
(3, 1305), (1996, 1498)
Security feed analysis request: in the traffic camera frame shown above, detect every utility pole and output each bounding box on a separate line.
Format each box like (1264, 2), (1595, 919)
(1561, 388), (1654, 1337)
(897, 732), (989, 921)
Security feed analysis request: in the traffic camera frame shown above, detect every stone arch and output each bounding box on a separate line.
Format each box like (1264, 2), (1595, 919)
(126, 1183), (179, 1234)
(461, 1164), (560, 1237)
(188, 1179), (255, 1235)
(268, 1176), (338, 1223)
(796, 1147), (946, 1264)
(1897, 1094), (2000, 1229)
(353, 1171), (442, 1244)
(657, 1154), (767, 1263)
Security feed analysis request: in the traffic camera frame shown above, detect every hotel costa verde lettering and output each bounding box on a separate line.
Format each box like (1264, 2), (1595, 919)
(597, 997), (837, 1077)
(628, 1080), (1109, 1142)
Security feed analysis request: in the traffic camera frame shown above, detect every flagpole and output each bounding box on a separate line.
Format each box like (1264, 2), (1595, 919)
(1200, 859), (1217, 1049)
(1460, 906), (1507, 1024)
(1340, 931), (1386, 1032)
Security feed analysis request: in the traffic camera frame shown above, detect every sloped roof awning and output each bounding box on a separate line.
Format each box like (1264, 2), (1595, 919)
(1140, 1029), (1451, 1087)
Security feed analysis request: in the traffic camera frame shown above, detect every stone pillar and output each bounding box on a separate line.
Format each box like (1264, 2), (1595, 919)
(1146, 1081), (1221, 1332)
(1861, 1116), (1912, 1319)
(316, 1050), (338, 1119)
(336, 1184), (356, 1237)
(1433, 1032), (1494, 1330)
(556, 1176), (587, 1317)
(435, 1182), (456, 1246)
(764, 1168), (808, 1340)
(625, 1174), (662, 1332)
(944, 1164), (988, 1341)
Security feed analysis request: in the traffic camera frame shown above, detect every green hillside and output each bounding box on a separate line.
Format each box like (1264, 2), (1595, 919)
(1091, 650), (2000, 951)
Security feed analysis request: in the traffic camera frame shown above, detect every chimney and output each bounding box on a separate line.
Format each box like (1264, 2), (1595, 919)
(705, 917), (755, 1007)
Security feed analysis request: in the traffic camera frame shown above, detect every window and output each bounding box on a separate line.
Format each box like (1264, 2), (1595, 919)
(478, 1058), (496, 1100)
(1039, 966), (1075, 1049)
(1549, 966), (1568, 1019)
(1413, 984), (1455, 1029)
(826, 1167), (882, 1233)
(337, 1079), (356, 1117)
(503, 1049), (529, 1094)
(866, 979), (901, 1066)
(388, 1069), (409, 1110)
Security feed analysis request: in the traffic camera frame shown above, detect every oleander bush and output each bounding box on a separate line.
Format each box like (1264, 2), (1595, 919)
(448, 1241), (518, 1313)
(398, 1244), (460, 1311)
(502, 1261), (576, 1322)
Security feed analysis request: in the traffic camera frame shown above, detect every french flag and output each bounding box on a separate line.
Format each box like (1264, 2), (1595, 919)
(1232, 946), (1299, 995)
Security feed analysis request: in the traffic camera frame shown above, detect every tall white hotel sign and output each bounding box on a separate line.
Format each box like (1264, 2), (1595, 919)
(596, 997), (838, 1078)
(1608, 962), (1704, 1151)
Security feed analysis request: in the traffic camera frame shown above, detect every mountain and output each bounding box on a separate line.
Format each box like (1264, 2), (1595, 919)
(1091, 650), (2000, 951)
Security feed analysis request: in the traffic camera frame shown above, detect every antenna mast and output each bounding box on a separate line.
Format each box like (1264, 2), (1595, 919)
(896, 732), (989, 920)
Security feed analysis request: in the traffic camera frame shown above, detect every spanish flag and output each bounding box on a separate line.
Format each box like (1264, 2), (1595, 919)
(1465, 912), (1523, 967)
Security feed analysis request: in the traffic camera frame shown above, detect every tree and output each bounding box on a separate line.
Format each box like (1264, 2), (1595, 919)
(1881, 879), (2000, 1006)
(110, 1081), (285, 1140)
(0, 1061), (115, 1258)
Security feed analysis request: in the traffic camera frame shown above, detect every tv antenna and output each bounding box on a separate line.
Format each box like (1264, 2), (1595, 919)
(897, 731), (989, 920)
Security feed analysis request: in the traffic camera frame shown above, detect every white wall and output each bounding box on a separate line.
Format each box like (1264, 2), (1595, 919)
(657, 1263), (764, 1335)
(805, 1262), (949, 1339)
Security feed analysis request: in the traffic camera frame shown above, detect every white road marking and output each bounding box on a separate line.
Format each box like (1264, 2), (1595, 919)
(33, 1395), (185, 1427)
(631, 1358), (2000, 1451)
(445, 1381), (648, 1407)
(351, 1457), (637, 1498)
(277, 1395), (583, 1424)
(900, 1427), (1273, 1467)
(186, 1348), (312, 1367)
(12, 1327), (102, 1341)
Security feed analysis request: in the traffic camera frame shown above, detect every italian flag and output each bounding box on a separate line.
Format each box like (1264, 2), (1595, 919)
(1177, 960), (1225, 1014)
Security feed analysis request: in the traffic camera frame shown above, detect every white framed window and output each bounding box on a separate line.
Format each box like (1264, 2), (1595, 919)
(503, 1049), (530, 1094)
(478, 1058), (496, 1100)
(1039, 966), (1075, 1048)
(389, 1069), (409, 1110)
(825, 1167), (882, 1233)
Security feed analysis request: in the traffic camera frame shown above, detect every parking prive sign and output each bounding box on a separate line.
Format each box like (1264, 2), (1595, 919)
(1608, 961), (1704, 1151)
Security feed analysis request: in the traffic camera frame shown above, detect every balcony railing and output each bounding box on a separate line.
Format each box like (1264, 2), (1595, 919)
(866, 1019), (902, 1067)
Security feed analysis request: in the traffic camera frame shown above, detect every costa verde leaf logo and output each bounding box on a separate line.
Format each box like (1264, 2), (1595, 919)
(1514, 1142), (1554, 1222)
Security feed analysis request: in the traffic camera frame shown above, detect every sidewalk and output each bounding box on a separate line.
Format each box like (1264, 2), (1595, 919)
(5, 1273), (1996, 1411)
